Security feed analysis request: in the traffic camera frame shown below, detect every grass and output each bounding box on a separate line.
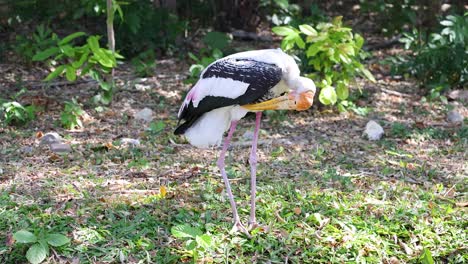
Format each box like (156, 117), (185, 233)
(1, 130), (466, 263)
(1, 60), (467, 263)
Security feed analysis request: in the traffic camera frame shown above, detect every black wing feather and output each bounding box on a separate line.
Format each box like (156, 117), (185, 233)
(175, 58), (282, 135)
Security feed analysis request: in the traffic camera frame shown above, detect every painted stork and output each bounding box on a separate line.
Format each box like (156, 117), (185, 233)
(175, 48), (316, 234)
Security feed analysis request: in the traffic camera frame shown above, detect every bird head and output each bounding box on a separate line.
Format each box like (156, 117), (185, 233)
(289, 77), (316, 111)
(242, 77), (316, 112)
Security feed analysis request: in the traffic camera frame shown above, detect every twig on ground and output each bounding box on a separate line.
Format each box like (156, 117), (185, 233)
(380, 88), (413, 98)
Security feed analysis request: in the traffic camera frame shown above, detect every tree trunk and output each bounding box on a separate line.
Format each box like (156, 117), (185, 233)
(106, 0), (115, 81)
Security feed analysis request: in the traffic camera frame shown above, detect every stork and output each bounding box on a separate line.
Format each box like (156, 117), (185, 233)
(175, 49), (316, 234)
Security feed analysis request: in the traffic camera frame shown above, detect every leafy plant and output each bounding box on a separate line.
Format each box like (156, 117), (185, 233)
(33, 32), (123, 104)
(185, 49), (223, 84)
(147, 120), (166, 135)
(202, 31), (231, 51)
(114, 0), (187, 56)
(13, 230), (70, 264)
(184, 31), (230, 84)
(1, 101), (36, 126)
(273, 16), (375, 111)
(60, 99), (85, 129)
(392, 14), (467, 98)
(260, 0), (301, 26)
(131, 50), (157, 77)
(14, 24), (58, 63)
(171, 224), (213, 262)
(359, 0), (418, 34)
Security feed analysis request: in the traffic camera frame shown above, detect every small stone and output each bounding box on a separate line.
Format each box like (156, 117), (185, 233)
(39, 132), (62, 145)
(242, 131), (254, 141)
(120, 138), (140, 147)
(134, 108), (154, 122)
(20, 146), (34, 153)
(447, 110), (464, 123)
(50, 143), (72, 153)
(135, 84), (152, 91)
(447, 90), (468, 102)
(365, 120), (384, 141)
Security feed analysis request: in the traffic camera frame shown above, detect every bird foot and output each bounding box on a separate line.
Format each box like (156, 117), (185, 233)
(230, 220), (251, 237)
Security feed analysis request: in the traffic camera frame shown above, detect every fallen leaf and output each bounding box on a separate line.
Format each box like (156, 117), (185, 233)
(36, 131), (44, 138)
(160, 186), (167, 198)
(49, 153), (61, 162)
(293, 207), (301, 215)
(105, 142), (114, 150)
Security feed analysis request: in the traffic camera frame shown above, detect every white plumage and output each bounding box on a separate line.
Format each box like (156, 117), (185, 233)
(177, 48), (314, 148)
(175, 48), (316, 235)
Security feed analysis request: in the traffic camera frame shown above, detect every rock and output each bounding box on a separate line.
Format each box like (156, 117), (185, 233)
(135, 84), (152, 91)
(20, 146), (34, 153)
(447, 110), (464, 123)
(447, 90), (468, 102)
(365, 120), (384, 141)
(242, 131), (254, 141)
(39, 132), (61, 145)
(120, 138), (140, 147)
(134, 108), (153, 122)
(50, 143), (72, 153)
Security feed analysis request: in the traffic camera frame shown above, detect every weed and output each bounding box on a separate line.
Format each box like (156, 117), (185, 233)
(393, 14), (467, 96)
(60, 99), (84, 129)
(0, 101), (36, 126)
(33, 32), (123, 104)
(12, 230), (70, 264)
(171, 224), (214, 262)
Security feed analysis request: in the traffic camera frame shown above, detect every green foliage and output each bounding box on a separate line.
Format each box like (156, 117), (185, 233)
(147, 120), (166, 135)
(359, 0), (418, 34)
(171, 224), (213, 261)
(131, 50), (157, 77)
(392, 14), (467, 97)
(60, 99), (85, 129)
(420, 248), (435, 264)
(0, 101), (36, 126)
(260, 0), (301, 26)
(32, 32), (123, 104)
(202, 31), (231, 51)
(273, 16), (375, 110)
(114, 0), (187, 56)
(13, 230), (70, 264)
(185, 32), (229, 84)
(14, 24), (58, 63)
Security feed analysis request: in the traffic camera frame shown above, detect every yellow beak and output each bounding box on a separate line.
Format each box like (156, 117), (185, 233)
(242, 90), (315, 111)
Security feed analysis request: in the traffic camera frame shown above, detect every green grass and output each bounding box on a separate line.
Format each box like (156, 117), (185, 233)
(1, 159), (466, 263)
(1, 79), (466, 263)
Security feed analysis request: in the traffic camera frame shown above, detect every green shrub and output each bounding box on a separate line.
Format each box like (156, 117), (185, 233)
(392, 13), (467, 98)
(114, 0), (187, 56)
(32, 32), (123, 104)
(185, 31), (230, 85)
(14, 24), (58, 63)
(0, 101), (36, 126)
(273, 16), (375, 111)
(359, 0), (418, 34)
(60, 99), (85, 129)
(260, 0), (301, 26)
(131, 50), (157, 77)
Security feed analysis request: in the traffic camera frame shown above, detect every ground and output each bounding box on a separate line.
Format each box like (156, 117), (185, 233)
(0, 44), (466, 263)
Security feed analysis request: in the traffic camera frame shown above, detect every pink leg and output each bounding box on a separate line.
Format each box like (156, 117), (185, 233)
(217, 121), (249, 235)
(248, 112), (262, 227)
